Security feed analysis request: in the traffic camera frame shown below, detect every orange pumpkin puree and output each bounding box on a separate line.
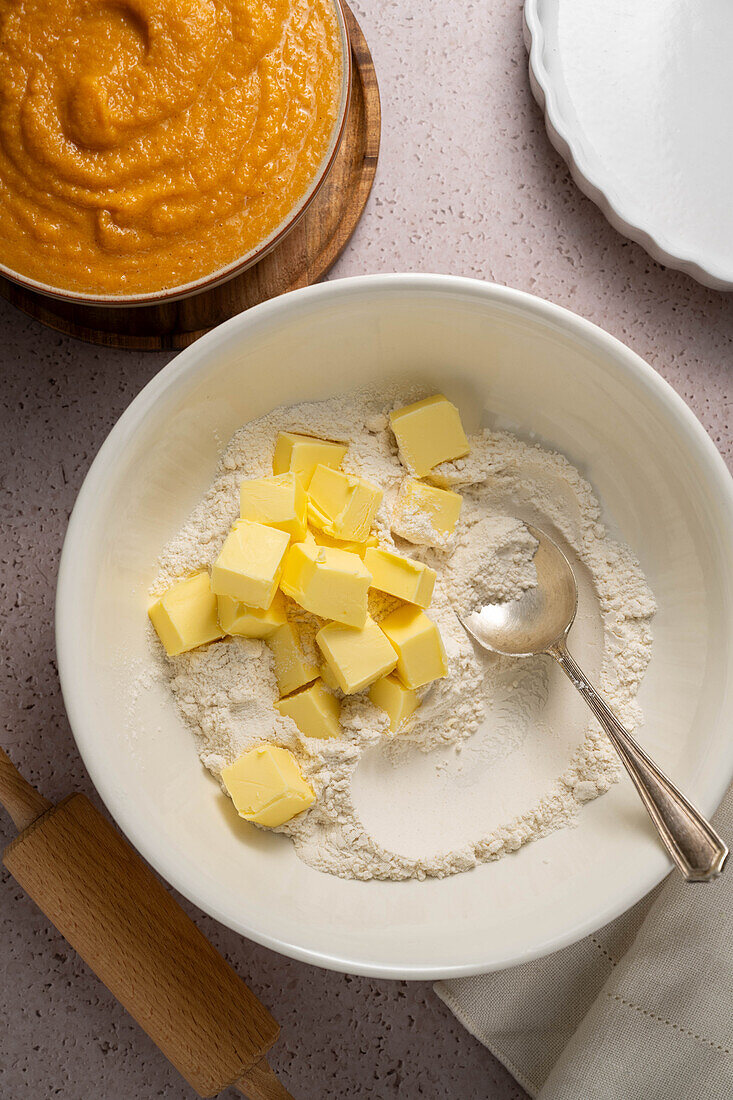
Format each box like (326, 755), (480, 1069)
(0, 0), (343, 295)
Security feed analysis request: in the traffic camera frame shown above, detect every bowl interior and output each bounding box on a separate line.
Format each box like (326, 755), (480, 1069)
(57, 276), (733, 977)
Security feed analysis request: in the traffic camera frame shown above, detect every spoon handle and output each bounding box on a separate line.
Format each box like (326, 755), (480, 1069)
(548, 641), (728, 882)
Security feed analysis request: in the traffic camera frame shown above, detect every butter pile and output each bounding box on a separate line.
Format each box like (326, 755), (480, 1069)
(149, 395), (471, 829)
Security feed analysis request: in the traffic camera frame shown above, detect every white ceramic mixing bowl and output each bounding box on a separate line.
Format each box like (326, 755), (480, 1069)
(56, 275), (733, 978)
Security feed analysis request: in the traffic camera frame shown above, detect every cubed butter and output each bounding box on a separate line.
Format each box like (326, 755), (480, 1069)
(379, 605), (448, 689)
(319, 661), (341, 692)
(267, 622), (318, 696)
(239, 472), (307, 542)
(276, 680), (342, 740)
(364, 547), (436, 607)
(389, 394), (470, 477)
(306, 526), (377, 559)
(272, 432), (348, 488)
(280, 541), (371, 627)
(316, 615), (397, 694)
(391, 478), (462, 548)
(217, 591), (286, 638)
(369, 673), (419, 732)
(307, 465), (382, 543)
(221, 744), (314, 827)
(211, 520), (289, 609)
(148, 571), (224, 656)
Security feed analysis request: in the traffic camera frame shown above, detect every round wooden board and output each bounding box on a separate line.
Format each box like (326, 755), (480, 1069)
(0, 5), (380, 351)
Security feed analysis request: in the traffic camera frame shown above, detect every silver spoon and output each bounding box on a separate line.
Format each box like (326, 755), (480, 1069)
(460, 524), (727, 882)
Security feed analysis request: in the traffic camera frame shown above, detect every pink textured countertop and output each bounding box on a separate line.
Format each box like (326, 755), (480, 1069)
(1, 2), (730, 1097)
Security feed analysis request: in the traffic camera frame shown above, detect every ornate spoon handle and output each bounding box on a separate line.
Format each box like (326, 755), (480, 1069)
(548, 641), (728, 882)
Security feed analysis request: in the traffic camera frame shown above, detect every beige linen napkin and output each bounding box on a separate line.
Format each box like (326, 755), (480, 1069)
(435, 786), (732, 1100)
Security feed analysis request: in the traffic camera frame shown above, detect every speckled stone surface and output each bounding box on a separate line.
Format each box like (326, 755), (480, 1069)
(1, 2), (731, 1097)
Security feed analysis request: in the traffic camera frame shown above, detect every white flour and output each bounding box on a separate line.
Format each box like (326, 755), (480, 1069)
(447, 511), (538, 613)
(151, 385), (656, 880)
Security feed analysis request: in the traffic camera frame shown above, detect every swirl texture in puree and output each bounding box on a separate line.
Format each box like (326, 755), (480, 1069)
(0, 0), (343, 295)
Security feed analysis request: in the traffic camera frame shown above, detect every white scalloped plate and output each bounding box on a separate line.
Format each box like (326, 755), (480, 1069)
(524, 0), (733, 290)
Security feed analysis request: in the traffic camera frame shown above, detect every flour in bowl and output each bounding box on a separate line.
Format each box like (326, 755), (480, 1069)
(150, 385), (655, 880)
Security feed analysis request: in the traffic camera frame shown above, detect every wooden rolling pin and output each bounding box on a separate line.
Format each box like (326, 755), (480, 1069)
(0, 746), (293, 1099)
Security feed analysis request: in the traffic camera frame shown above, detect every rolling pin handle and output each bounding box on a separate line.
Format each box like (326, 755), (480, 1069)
(1, 757), (293, 1098)
(0, 746), (53, 832)
(235, 1057), (295, 1100)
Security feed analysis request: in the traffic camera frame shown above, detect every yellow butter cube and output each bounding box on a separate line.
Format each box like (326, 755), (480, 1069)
(389, 394), (470, 477)
(273, 432), (348, 488)
(307, 465), (382, 543)
(276, 680), (342, 740)
(280, 542), (371, 627)
(364, 547), (436, 608)
(217, 591), (286, 638)
(391, 478), (462, 549)
(319, 661), (341, 692)
(316, 615), (397, 694)
(148, 571), (224, 656)
(239, 473), (307, 542)
(369, 673), (419, 732)
(267, 622), (318, 696)
(379, 605), (448, 689)
(306, 526), (377, 559)
(221, 744), (315, 827)
(211, 520), (289, 609)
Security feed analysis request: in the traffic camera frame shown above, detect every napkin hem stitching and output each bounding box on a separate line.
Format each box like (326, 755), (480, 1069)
(606, 994), (730, 1054)
(589, 936), (617, 967)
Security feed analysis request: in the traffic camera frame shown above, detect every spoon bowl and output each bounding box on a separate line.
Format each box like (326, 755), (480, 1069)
(461, 525), (578, 657)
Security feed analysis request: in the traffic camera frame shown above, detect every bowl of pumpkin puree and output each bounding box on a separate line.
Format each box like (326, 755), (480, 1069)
(0, 0), (350, 303)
